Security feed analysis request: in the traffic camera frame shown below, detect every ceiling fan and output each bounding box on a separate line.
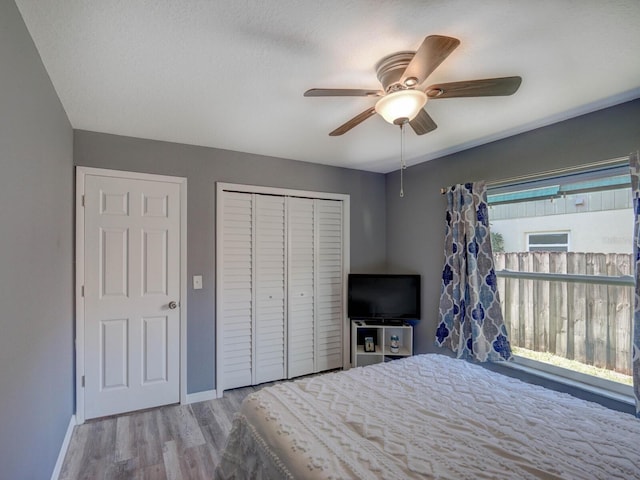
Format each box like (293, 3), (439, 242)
(304, 35), (522, 136)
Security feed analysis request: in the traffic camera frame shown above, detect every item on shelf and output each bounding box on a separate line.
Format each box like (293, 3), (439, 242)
(390, 334), (399, 353)
(364, 336), (375, 352)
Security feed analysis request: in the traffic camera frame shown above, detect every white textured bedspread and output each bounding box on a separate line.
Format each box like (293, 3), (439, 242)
(215, 354), (640, 479)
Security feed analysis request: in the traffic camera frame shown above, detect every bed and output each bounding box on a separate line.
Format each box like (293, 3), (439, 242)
(214, 354), (640, 479)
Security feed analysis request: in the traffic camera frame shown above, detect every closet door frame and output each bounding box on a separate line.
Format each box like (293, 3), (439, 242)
(215, 183), (350, 397)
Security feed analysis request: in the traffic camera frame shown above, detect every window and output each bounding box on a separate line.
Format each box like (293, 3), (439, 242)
(489, 160), (633, 395)
(527, 232), (569, 252)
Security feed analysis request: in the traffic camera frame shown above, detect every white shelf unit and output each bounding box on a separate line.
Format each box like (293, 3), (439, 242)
(351, 319), (413, 367)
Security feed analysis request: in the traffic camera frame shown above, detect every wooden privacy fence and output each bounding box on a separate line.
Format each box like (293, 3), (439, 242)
(493, 252), (633, 376)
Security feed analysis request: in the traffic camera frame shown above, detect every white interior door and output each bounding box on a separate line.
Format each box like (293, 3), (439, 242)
(220, 192), (254, 390)
(254, 195), (286, 384)
(83, 173), (181, 419)
(316, 199), (344, 371)
(219, 193), (287, 388)
(287, 197), (316, 378)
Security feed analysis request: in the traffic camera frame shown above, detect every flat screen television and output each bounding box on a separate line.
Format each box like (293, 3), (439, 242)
(348, 274), (420, 323)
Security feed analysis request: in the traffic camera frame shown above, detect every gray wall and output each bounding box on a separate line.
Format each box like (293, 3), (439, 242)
(0, 1), (74, 478)
(386, 99), (640, 412)
(74, 131), (387, 393)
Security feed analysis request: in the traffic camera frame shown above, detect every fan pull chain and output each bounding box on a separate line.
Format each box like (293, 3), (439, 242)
(399, 122), (406, 197)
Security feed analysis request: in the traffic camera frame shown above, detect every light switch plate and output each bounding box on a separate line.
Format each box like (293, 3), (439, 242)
(193, 275), (203, 290)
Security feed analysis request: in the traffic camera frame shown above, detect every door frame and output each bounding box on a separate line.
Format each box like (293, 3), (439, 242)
(215, 182), (350, 397)
(75, 166), (187, 424)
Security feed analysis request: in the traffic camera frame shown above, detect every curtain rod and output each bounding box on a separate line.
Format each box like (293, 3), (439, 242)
(439, 156), (630, 194)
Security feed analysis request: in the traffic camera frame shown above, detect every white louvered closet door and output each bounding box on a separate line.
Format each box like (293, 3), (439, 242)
(218, 184), (347, 393)
(220, 192), (254, 390)
(287, 198), (316, 378)
(316, 199), (344, 371)
(254, 195), (286, 384)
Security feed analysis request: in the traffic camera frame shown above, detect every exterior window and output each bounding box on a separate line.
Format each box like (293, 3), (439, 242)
(489, 166), (633, 393)
(527, 232), (569, 252)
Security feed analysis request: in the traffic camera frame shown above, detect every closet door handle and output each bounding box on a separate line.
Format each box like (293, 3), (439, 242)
(168, 301), (178, 309)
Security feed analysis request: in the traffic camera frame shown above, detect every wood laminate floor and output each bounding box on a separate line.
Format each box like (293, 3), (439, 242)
(59, 384), (265, 480)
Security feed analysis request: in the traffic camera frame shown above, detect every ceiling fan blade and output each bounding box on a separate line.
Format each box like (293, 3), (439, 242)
(329, 107), (377, 136)
(400, 35), (460, 86)
(426, 76), (522, 98)
(409, 108), (437, 135)
(304, 88), (383, 97)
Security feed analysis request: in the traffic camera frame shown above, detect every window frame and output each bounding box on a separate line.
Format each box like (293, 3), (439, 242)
(504, 354), (634, 403)
(488, 159), (634, 403)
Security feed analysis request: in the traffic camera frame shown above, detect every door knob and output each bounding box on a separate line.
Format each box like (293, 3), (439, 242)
(168, 301), (178, 310)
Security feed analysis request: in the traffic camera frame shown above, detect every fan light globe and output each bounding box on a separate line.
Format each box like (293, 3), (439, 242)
(375, 89), (427, 125)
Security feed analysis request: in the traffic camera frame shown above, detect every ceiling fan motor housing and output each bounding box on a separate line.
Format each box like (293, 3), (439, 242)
(375, 51), (416, 91)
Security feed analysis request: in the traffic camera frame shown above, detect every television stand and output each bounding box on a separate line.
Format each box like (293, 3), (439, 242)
(351, 319), (413, 367)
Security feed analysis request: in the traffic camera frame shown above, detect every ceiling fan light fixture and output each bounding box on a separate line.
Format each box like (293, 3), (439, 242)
(375, 89), (427, 125)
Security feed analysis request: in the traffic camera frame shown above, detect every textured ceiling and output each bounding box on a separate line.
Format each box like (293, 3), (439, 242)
(15, 0), (640, 173)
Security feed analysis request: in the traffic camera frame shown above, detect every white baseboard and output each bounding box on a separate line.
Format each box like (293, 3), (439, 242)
(185, 389), (218, 404)
(51, 414), (76, 480)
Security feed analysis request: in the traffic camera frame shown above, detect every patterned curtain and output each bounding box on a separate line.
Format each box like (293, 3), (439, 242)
(629, 151), (640, 417)
(436, 181), (512, 362)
